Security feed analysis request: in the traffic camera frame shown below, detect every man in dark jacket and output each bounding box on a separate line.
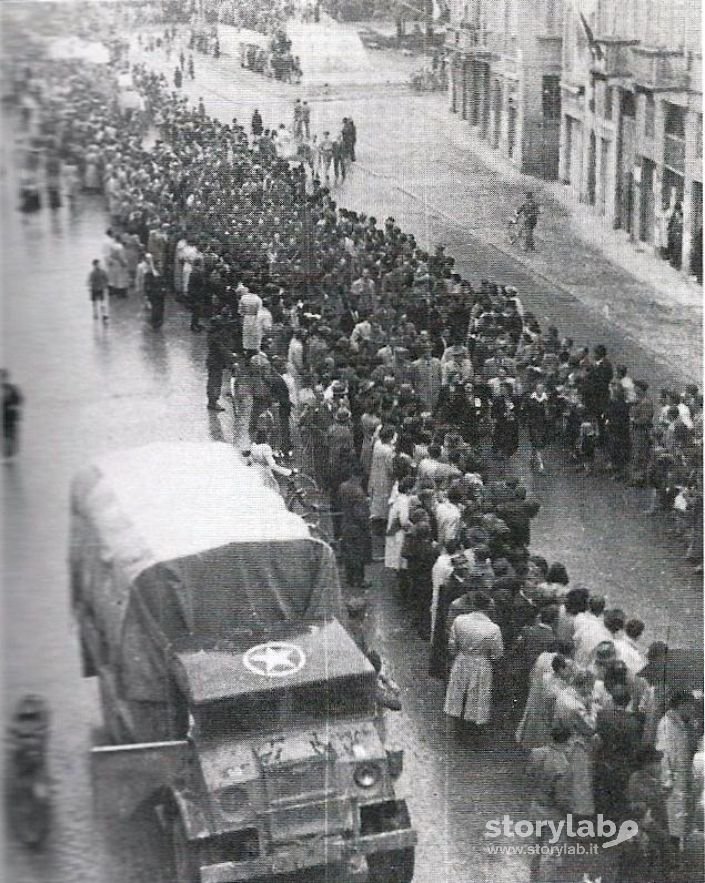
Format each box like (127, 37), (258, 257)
(187, 257), (207, 331)
(338, 464), (371, 588)
(582, 344), (613, 444)
(342, 117), (356, 162)
(267, 356), (293, 455)
(511, 604), (559, 713)
(593, 683), (643, 821)
(251, 108), (263, 137)
(206, 313), (231, 411)
(496, 486), (540, 548)
(491, 385), (520, 471)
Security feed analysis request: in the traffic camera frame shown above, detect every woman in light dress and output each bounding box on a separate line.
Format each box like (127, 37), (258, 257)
(384, 475), (414, 581)
(515, 653), (572, 750)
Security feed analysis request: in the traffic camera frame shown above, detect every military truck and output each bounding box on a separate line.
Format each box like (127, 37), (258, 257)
(70, 442), (416, 882)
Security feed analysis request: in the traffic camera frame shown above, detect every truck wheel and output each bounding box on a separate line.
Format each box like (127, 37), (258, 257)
(171, 818), (199, 883)
(368, 847), (415, 883)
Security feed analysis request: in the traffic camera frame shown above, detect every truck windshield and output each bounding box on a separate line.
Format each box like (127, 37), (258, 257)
(198, 678), (375, 739)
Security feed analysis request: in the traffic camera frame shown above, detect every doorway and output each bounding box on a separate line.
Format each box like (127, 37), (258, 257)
(587, 131), (596, 205)
(598, 137), (609, 215)
(639, 158), (656, 244)
(493, 80), (502, 147)
(508, 101), (517, 158)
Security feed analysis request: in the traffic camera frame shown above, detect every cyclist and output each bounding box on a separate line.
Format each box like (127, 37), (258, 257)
(514, 191), (541, 251)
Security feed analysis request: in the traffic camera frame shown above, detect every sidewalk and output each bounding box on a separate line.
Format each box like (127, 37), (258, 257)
(432, 94), (702, 308)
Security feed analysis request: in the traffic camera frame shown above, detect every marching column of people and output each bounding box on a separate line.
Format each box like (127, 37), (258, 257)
(5, 36), (703, 882)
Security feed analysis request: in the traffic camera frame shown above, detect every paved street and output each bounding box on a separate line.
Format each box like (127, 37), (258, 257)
(2, 16), (702, 883)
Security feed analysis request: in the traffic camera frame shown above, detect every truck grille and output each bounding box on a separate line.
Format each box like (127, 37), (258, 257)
(264, 760), (335, 805)
(268, 797), (353, 843)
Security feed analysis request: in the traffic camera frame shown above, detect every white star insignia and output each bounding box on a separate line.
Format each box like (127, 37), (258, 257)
(243, 642), (306, 678)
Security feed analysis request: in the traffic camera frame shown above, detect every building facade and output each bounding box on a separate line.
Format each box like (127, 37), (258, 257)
(559, 0), (702, 276)
(446, 0), (565, 179)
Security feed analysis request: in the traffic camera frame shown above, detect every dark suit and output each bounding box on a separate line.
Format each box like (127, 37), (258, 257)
(583, 358), (613, 442)
(496, 499), (541, 548)
(594, 706), (642, 821)
(338, 477), (371, 587)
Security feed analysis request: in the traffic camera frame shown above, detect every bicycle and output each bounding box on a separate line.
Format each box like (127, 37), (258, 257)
(507, 215), (527, 250)
(282, 468), (319, 513)
(280, 469), (335, 545)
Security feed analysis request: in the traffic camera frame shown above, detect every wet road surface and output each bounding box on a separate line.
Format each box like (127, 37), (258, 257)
(2, 27), (703, 883)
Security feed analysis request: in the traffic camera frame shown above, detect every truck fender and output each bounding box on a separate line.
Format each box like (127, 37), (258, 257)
(91, 739), (190, 821)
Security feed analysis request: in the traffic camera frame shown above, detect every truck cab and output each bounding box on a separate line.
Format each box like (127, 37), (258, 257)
(161, 619), (415, 882)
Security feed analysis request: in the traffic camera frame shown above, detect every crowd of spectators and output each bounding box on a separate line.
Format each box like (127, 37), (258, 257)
(5, 23), (703, 881)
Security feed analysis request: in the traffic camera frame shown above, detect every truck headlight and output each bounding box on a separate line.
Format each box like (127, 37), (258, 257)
(354, 763), (381, 789)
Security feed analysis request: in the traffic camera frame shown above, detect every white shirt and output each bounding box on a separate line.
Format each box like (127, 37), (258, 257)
(287, 337), (304, 374)
(257, 306), (273, 337)
(614, 635), (646, 676)
(572, 613), (612, 668)
(435, 500), (462, 548)
(430, 553), (453, 640)
(350, 320), (373, 352)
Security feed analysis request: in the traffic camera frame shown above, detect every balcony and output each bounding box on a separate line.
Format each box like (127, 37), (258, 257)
(591, 37), (638, 79)
(664, 134), (686, 173)
(631, 46), (690, 92)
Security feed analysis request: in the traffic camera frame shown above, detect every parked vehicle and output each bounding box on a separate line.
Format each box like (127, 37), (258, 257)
(71, 442), (416, 882)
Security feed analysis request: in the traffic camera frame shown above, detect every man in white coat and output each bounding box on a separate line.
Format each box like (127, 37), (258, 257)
(656, 691), (696, 847)
(444, 593), (503, 744)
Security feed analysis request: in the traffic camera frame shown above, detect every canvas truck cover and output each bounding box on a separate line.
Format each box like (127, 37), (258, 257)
(69, 442), (343, 702)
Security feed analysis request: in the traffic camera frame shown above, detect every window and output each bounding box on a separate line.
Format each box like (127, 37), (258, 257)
(644, 92), (655, 138)
(697, 114), (703, 159)
(621, 90), (636, 118)
(664, 102), (686, 138)
(542, 75), (561, 121)
(604, 86), (613, 121)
